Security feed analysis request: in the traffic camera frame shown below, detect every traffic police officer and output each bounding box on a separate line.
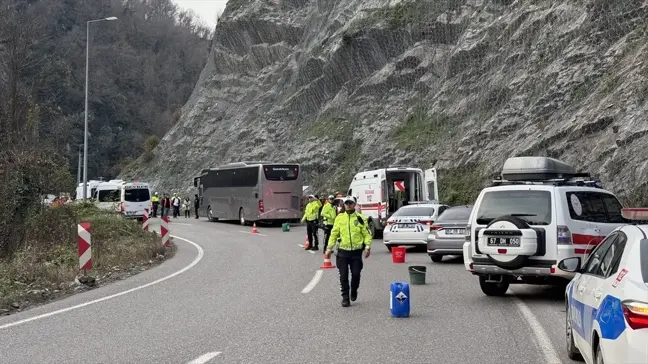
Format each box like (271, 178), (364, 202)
(325, 196), (372, 307)
(320, 195), (337, 253)
(151, 192), (160, 217)
(301, 195), (320, 250)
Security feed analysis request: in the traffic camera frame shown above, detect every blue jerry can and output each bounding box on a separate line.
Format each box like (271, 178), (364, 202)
(390, 281), (410, 317)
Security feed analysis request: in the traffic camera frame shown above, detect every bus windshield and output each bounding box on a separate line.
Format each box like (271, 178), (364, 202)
(263, 165), (299, 181)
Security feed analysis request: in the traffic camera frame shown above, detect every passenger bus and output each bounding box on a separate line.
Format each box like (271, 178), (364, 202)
(194, 162), (303, 225)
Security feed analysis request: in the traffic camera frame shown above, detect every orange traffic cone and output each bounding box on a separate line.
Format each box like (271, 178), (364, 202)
(320, 255), (335, 269)
(251, 223), (258, 234)
(304, 236), (310, 249)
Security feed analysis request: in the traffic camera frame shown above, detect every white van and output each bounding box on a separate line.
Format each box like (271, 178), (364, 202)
(95, 181), (123, 212)
(120, 182), (151, 221)
(346, 166), (439, 236)
(75, 180), (102, 200)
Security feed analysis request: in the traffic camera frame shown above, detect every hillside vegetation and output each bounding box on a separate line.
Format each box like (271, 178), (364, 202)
(0, 203), (171, 314)
(0, 0), (212, 179)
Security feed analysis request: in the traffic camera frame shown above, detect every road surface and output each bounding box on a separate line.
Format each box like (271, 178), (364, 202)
(0, 218), (580, 364)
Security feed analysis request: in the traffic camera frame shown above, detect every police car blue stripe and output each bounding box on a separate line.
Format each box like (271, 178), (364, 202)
(568, 282), (626, 345)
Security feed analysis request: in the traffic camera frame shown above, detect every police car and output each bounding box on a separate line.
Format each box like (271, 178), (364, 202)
(383, 203), (449, 251)
(559, 208), (648, 364)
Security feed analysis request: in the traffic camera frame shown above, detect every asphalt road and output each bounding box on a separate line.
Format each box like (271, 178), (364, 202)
(0, 218), (581, 364)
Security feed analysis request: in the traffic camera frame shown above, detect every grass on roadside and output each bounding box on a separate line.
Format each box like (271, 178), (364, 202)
(0, 203), (172, 312)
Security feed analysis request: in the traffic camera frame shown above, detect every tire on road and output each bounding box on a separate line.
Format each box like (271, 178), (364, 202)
(565, 301), (584, 361)
(478, 275), (509, 296)
(368, 218), (376, 238)
(430, 254), (442, 263)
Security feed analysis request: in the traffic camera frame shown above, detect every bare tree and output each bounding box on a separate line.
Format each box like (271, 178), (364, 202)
(0, 0), (46, 144)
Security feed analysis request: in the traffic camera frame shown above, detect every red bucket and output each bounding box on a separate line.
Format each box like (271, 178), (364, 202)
(392, 246), (406, 263)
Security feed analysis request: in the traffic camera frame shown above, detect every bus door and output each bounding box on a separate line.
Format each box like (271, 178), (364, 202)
(194, 176), (204, 214)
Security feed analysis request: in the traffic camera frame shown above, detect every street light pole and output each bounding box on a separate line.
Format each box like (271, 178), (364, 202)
(82, 16), (118, 200)
(77, 144), (82, 185)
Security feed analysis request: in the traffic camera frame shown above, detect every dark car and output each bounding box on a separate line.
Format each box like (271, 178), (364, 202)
(427, 205), (473, 262)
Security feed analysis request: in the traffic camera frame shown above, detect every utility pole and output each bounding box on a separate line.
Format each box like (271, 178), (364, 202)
(77, 145), (82, 185)
(82, 16), (118, 200)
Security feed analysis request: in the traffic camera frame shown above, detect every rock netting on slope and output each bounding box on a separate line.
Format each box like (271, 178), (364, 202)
(122, 0), (648, 199)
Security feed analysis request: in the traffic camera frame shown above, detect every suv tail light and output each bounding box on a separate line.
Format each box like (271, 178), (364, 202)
(557, 225), (572, 245)
(258, 200), (264, 213)
(622, 300), (648, 330)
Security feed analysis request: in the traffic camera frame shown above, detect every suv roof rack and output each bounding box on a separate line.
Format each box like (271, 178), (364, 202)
(492, 156), (603, 188)
(621, 208), (648, 225)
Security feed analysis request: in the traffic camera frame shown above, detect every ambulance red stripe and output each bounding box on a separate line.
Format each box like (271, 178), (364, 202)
(358, 203), (385, 211)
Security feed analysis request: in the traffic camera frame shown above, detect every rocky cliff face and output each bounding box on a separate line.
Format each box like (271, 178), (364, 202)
(122, 0), (648, 203)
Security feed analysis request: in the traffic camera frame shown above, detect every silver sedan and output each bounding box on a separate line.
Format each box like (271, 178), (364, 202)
(383, 203), (449, 251)
(427, 205), (473, 262)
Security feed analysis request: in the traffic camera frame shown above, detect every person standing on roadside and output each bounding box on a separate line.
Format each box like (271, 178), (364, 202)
(353, 196), (362, 215)
(183, 196), (191, 218)
(172, 193), (180, 218)
(325, 196), (372, 307)
(301, 195), (320, 250)
(151, 192), (160, 218)
(162, 194), (171, 217)
(194, 194), (200, 219)
(320, 195), (337, 254)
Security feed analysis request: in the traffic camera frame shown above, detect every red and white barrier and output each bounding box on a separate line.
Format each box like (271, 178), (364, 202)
(161, 216), (170, 247)
(78, 222), (92, 271)
(142, 209), (149, 231)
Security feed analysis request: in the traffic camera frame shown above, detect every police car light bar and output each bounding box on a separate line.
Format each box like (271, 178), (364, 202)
(621, 208), (648, 221)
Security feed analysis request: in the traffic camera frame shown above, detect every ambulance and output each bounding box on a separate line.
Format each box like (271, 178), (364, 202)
(345, 166), (439, 237)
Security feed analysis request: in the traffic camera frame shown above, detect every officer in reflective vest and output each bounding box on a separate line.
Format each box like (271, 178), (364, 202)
(325, 196), (372, 307)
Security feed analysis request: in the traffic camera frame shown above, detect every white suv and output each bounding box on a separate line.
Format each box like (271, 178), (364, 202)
(463, 156), (628, 296)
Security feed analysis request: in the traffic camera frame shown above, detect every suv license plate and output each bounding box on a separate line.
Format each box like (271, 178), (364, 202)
(487, 237), (521, 247)
(446, 229), (466, 235)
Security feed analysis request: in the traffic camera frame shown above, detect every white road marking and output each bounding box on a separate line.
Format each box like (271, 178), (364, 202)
(512, 296), (562, 364)
(0, 235), (204, 331)
(172, 223), (193, 226)
(187, 351), (221, 364)
(309, 250), (316, 254)
(237, 230), (268, 237)
(301, 270), (324, 294)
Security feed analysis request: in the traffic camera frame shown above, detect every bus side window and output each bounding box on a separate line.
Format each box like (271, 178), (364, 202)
(348, 188), (352, 196)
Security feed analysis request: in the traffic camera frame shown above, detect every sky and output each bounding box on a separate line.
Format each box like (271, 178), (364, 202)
(173, 0), (228, 29)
